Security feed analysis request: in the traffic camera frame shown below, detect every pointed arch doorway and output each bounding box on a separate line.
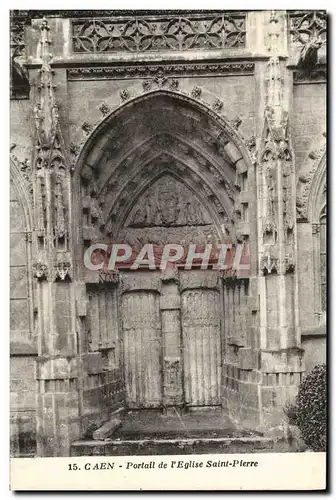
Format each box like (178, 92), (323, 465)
(74, 91), (250, 412)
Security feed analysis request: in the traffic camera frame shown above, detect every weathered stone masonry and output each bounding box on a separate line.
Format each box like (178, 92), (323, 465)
(10, 10), (326, 456)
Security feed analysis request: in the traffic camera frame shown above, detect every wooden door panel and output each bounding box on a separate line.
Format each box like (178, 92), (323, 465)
(181, 289), (221, 406)
(122, 291), (162, 408)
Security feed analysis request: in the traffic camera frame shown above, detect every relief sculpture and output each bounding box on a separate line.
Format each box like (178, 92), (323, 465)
(128, 175), (212, 228)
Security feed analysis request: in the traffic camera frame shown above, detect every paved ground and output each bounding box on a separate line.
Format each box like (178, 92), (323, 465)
(113, 409), (260, 440)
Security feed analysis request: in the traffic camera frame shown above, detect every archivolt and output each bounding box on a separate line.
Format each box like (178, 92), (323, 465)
(73, 90), (252, 242)
(296, 132), (326, 222)
(10, 157), (33, 232)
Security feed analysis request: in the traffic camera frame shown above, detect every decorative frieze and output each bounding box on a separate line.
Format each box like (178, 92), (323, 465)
(67, 61), (255, 81)
(71, 13), (246, 54)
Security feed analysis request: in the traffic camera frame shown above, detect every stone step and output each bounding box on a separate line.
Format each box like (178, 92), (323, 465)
(93, 418), (122, 440)
(71, 435), (275, 457)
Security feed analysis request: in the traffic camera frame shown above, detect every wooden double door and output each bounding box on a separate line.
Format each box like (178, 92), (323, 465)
(121, 270), (222, 409)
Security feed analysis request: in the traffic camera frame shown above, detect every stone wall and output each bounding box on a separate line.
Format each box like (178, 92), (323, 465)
(10, 10), (327, 456)
(10, 156), (36, 456)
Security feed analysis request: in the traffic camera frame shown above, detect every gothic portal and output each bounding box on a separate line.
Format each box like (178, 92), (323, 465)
(10, 10), (327, 457)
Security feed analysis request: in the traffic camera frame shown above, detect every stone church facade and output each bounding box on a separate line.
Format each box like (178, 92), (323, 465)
(10, 10), (327, 457)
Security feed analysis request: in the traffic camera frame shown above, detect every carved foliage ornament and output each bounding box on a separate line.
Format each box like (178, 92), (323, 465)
(72, 14), (246, 54)
(67, 62), (255, 80)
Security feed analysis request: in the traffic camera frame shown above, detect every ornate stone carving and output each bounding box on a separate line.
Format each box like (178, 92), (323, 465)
(289, 11), (327, 70)
(127, 176), (212, 228)
(141, 72), (180, 92)
(283, 248), (295, 273)
(169, 78), (179, 90)
(33, 261), (48, 281)
(120, 89), (130, 102)
(31, 18), (73, 270)
(245, 136), (257, 165)
(54, 261), (72, 281)
(260, 250), (279, 275)
(261, 109), (291, 163)
(212, 99), (223, 113)
(67, 61), (255, 80)
(142, 79), (152, 92)
(191, 86), (202, 99)
(32, 20), (69, 174)
(98, 102), (110, 117)
(231, 116), (242, 130)
(312, 223), (321, 235)
(71, 13), (246, 53)
(81, 122), (93, 135)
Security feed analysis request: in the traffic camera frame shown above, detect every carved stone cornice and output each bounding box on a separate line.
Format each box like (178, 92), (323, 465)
(67, 62), (255, 81)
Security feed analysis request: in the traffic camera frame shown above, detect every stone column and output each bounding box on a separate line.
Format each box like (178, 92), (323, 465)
(254, 11), (304, 429)
(31, 19), (80, 456)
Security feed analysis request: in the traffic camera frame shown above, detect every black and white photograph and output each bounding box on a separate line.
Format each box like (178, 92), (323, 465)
(9, 7), (327, 490)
